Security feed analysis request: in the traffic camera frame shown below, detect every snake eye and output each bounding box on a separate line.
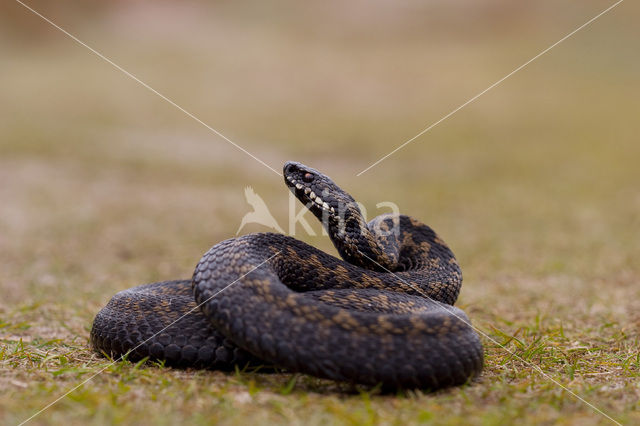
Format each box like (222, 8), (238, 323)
(302, 172), (314, 183)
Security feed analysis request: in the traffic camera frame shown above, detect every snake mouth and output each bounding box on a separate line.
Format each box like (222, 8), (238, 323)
(284, 162), (336, 215)
(285, 174), (336, 215)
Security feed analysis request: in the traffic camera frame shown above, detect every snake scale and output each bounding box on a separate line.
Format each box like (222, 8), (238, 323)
(91, 161), (483, 389)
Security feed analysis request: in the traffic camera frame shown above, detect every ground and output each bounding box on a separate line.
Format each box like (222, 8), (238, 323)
(1, 2), (639, 425)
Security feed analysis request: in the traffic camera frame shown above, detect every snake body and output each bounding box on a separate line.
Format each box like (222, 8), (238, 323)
(91, 161), (483, 389)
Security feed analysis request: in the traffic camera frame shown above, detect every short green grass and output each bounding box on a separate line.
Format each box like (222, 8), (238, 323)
(1, 2), (639, 425)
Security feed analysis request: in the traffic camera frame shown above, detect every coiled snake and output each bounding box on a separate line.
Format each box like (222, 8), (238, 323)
(91, 161), (483, 389)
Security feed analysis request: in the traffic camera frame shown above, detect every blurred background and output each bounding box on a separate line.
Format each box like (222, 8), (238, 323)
(1, 1), (638, 320)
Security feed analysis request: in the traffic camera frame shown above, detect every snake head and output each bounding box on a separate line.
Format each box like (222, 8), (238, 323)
(284, 161), (399, 271)
(283, 161), (355, 221)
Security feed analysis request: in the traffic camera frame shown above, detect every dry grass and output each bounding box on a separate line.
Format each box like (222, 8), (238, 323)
(1, 1), (639, 425)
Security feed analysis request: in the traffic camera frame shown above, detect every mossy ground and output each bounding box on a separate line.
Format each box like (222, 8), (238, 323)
(1, 2), (639, 425)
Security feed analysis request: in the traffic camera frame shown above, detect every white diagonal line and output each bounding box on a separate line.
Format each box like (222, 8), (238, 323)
(14, 0), (282, 177)
(358, 251), (621, 425)
(356, 0), (625, 176)
(17, 252), (280, 426)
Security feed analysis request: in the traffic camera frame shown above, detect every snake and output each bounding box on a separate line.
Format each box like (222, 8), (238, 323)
(91, 161), (483, 389)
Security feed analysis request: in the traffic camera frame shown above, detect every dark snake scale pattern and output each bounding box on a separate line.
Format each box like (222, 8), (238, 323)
(91, 161), (483, 389)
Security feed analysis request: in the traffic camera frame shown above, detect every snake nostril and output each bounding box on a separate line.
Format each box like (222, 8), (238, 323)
(284, 162), (297, 176)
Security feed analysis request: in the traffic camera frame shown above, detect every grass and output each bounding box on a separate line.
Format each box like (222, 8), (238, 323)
(1, 1), (639, 424)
